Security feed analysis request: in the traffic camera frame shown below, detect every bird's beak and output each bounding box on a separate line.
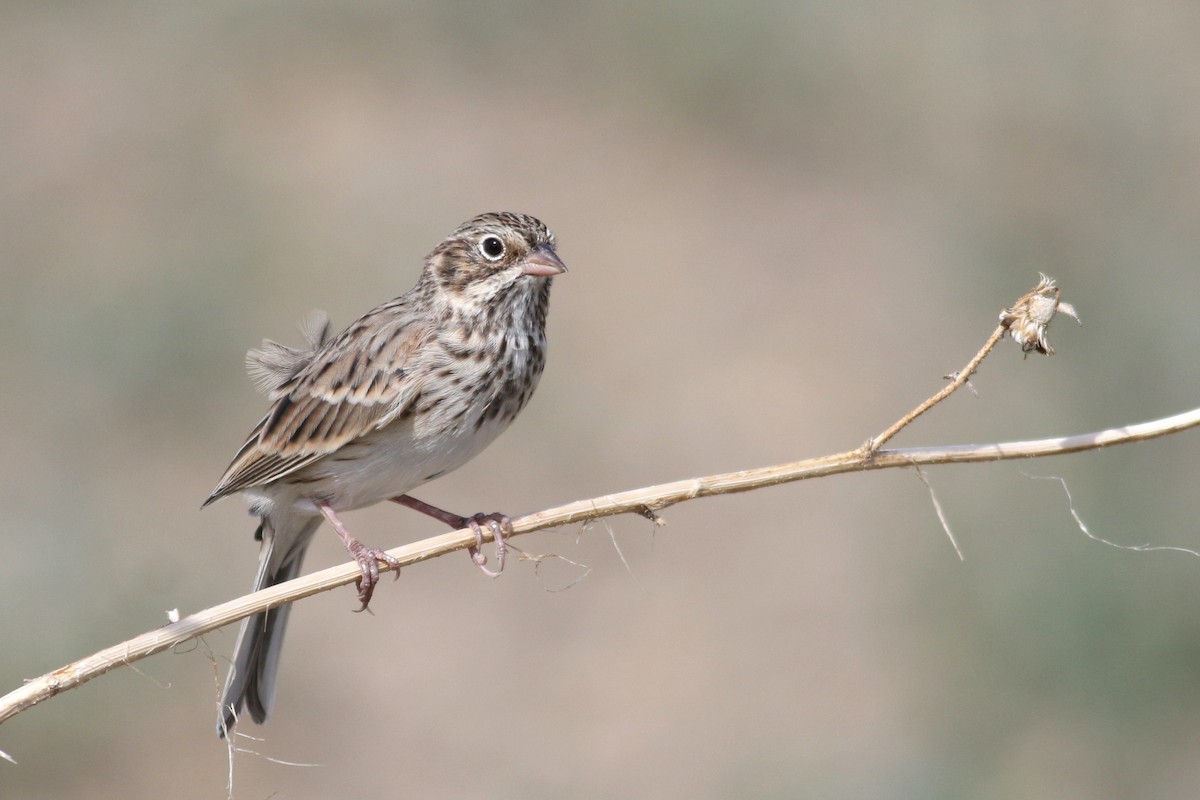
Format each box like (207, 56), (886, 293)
(521, 246), (567, 277)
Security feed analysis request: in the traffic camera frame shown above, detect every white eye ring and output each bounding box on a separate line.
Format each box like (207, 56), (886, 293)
(478, 235), (506, 261)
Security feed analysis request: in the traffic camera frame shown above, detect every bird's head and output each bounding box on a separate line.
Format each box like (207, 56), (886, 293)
(424, 212), (566, 313)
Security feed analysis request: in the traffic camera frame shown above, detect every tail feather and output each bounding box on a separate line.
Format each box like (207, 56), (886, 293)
(217, 515), (321, 738)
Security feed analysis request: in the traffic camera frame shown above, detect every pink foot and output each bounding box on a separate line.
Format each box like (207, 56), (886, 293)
(390, 495), (512, 577)
(317, 501), (401, 610)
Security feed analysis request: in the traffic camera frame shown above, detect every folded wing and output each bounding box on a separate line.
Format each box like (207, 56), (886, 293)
(204, 302), (428, 505)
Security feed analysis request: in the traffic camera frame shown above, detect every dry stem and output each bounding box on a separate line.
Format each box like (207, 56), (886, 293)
(867, 325), (1006, 452)
(1, 278), (1196, 730)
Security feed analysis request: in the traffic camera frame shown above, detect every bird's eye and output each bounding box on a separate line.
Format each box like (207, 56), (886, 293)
(478, 235), (505, 261)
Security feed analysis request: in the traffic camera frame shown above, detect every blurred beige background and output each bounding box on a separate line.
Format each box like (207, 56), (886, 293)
(4, 3), (1200, 798)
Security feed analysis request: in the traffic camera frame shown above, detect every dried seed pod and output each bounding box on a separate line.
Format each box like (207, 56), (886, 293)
(999, 274), (1080, 356)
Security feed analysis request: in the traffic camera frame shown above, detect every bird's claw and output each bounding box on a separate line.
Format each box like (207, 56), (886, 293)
(349, 543), (402, 611)
(466, 513), (511, 578)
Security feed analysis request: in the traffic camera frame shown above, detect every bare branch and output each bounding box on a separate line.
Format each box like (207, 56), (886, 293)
(4, 404), (1196, 726)
(1, 276), (1194, 729)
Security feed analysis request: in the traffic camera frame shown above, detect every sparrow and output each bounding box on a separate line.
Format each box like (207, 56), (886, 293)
(204, 211), (566, 736)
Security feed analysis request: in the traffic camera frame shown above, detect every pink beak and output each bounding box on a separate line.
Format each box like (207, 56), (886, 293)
(521, 246), (567, 277)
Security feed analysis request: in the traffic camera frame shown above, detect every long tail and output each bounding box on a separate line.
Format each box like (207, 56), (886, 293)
(217, 514), (321, 738)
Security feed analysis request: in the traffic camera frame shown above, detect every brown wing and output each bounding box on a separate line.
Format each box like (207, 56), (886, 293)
(203, 302), (429, 505)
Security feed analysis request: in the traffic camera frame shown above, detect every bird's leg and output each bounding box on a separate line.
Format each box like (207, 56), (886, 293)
(390, 494), (510, 578)
(315, 501), (401, 611)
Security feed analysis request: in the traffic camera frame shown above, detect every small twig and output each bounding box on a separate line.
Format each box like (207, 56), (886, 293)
(1025, 473), (1200, 558)
(868, 275), (1076, 452)
(867, 325), (1006, 453)
(913, 465), (964, 561)
(230, 741), (323, 768)
(520, 545), (594, 592)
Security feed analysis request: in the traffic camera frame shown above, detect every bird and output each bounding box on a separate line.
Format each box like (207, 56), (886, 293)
(204, 211), (566, 737)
